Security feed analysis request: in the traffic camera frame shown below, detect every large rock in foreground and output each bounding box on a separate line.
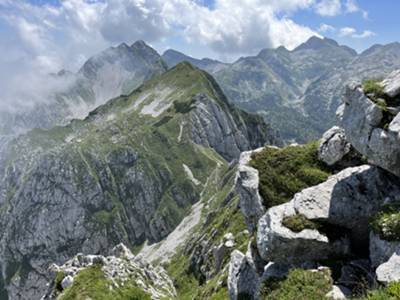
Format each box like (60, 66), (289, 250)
(341, 80), (400, 177)
(257, 165), (400, 264)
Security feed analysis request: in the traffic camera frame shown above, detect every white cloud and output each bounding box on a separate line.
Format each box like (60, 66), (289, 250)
(352, 30), (375, 39)
(339, 27), (357, 37)
(315, 0), (341, 16)
(345, 0), (358, 12)
(344, 0), (369, 19)
(339, 27), (375, 39)
(318, 23), (335, 33)
(0, 0), (322, 111)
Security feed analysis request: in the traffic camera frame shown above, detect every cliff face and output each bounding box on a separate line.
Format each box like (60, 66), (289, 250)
(0, 63), (279, 299)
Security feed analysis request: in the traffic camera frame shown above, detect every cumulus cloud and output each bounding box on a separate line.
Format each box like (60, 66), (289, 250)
(318, 23), (336, 33)
(315, 0), (341, 16)
(339, 27), (375, 38)
(344, 0), (369, 19)
(163, 0), (318, 54)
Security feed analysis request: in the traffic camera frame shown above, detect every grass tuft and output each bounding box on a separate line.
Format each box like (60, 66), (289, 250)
(250, 142), (331, 209)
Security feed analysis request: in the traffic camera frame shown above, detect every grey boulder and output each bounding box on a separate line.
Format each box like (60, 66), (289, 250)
(382, 69), (400, 98)
(319, 126), (351, 166)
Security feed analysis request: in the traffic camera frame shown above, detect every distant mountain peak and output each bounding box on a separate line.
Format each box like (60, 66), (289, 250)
(294, 36), (339, 51)
(131, 40), (150, 49)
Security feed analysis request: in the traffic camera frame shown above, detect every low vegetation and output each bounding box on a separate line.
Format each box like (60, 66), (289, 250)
(282, 214), (320, 233)
(260, 268), (333, 300)
(59, 265), (151, 300)
(370, 204), (400, 241)
(250, 142), (332, 209)
(363, 80), (385, 100)
(355, 282), (400, 300)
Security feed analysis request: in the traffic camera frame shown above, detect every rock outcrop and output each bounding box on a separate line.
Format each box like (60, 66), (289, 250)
(382, 70), (400, 97)
(318, 126), (351, 166)
(342, 80), (400, 177)
(376, 252), (400, 284)
(235, 148), (266, 232)
(228, 248), (261, 300)
(257, 202), (350, 264)
(43, 243), (176, 300)
(257, 165), (400, 264)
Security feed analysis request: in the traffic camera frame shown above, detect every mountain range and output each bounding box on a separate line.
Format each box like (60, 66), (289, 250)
(2, 37), (400, 144)
(1, 36), (400, 299)
(163, 37), (400, 142)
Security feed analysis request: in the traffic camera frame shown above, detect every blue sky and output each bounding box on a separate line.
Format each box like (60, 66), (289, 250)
(0, 0), (398, 88)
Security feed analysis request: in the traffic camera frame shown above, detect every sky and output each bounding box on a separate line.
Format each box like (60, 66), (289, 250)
(0, 0), (399, 110)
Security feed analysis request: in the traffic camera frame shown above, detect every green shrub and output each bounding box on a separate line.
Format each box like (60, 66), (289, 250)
(363, 80), (385, 99)
(260, 268), (332, 300)
(250, 142), (331, 209)
(282, 214), (320, 233)
(370, 204), (400, 241)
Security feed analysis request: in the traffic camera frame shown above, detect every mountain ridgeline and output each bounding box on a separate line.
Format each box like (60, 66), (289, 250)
(163, 37), (400, 142)
(0, 62), (279, 299)
(0, 41), (167, 138)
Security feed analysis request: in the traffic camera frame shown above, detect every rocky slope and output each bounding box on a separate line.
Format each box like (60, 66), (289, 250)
(0, 41), (167, 138)
(0, 62), (279, 299)
(225, 70), (400, 299)
(163, 37), (400, 142)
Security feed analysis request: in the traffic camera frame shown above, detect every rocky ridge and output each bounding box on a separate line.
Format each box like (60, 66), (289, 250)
(0, 62), (279, 299)
(163, 37), (400, 142)
(227, 70), (400, 299)
(43, 244), (176, 300)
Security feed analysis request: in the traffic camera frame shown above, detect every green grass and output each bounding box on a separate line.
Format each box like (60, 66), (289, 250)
(250, 142), (332, 209)
(260, 268), (333, 300)
(370, 204), (400, 241)
(59, 265), (151, 300)
(355, 282), (400, 300)
(363, 80), (385, 99)
(282, 214), (320, 233)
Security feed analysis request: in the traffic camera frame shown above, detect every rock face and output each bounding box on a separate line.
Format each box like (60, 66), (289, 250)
(228, 249), (261, 300)
(0, 63), (279, 299)
(318, 126), (351, 166)
(235, 148), (266, 232)
(43, 243), (176, 300)
(293, 166), (400, 238)
(382, 70), (400, 97)
(257, 165), (400, 264)
(257, 202), (350, 264)
(369, 232), (400, 268)
(342, 81), (400, 177)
